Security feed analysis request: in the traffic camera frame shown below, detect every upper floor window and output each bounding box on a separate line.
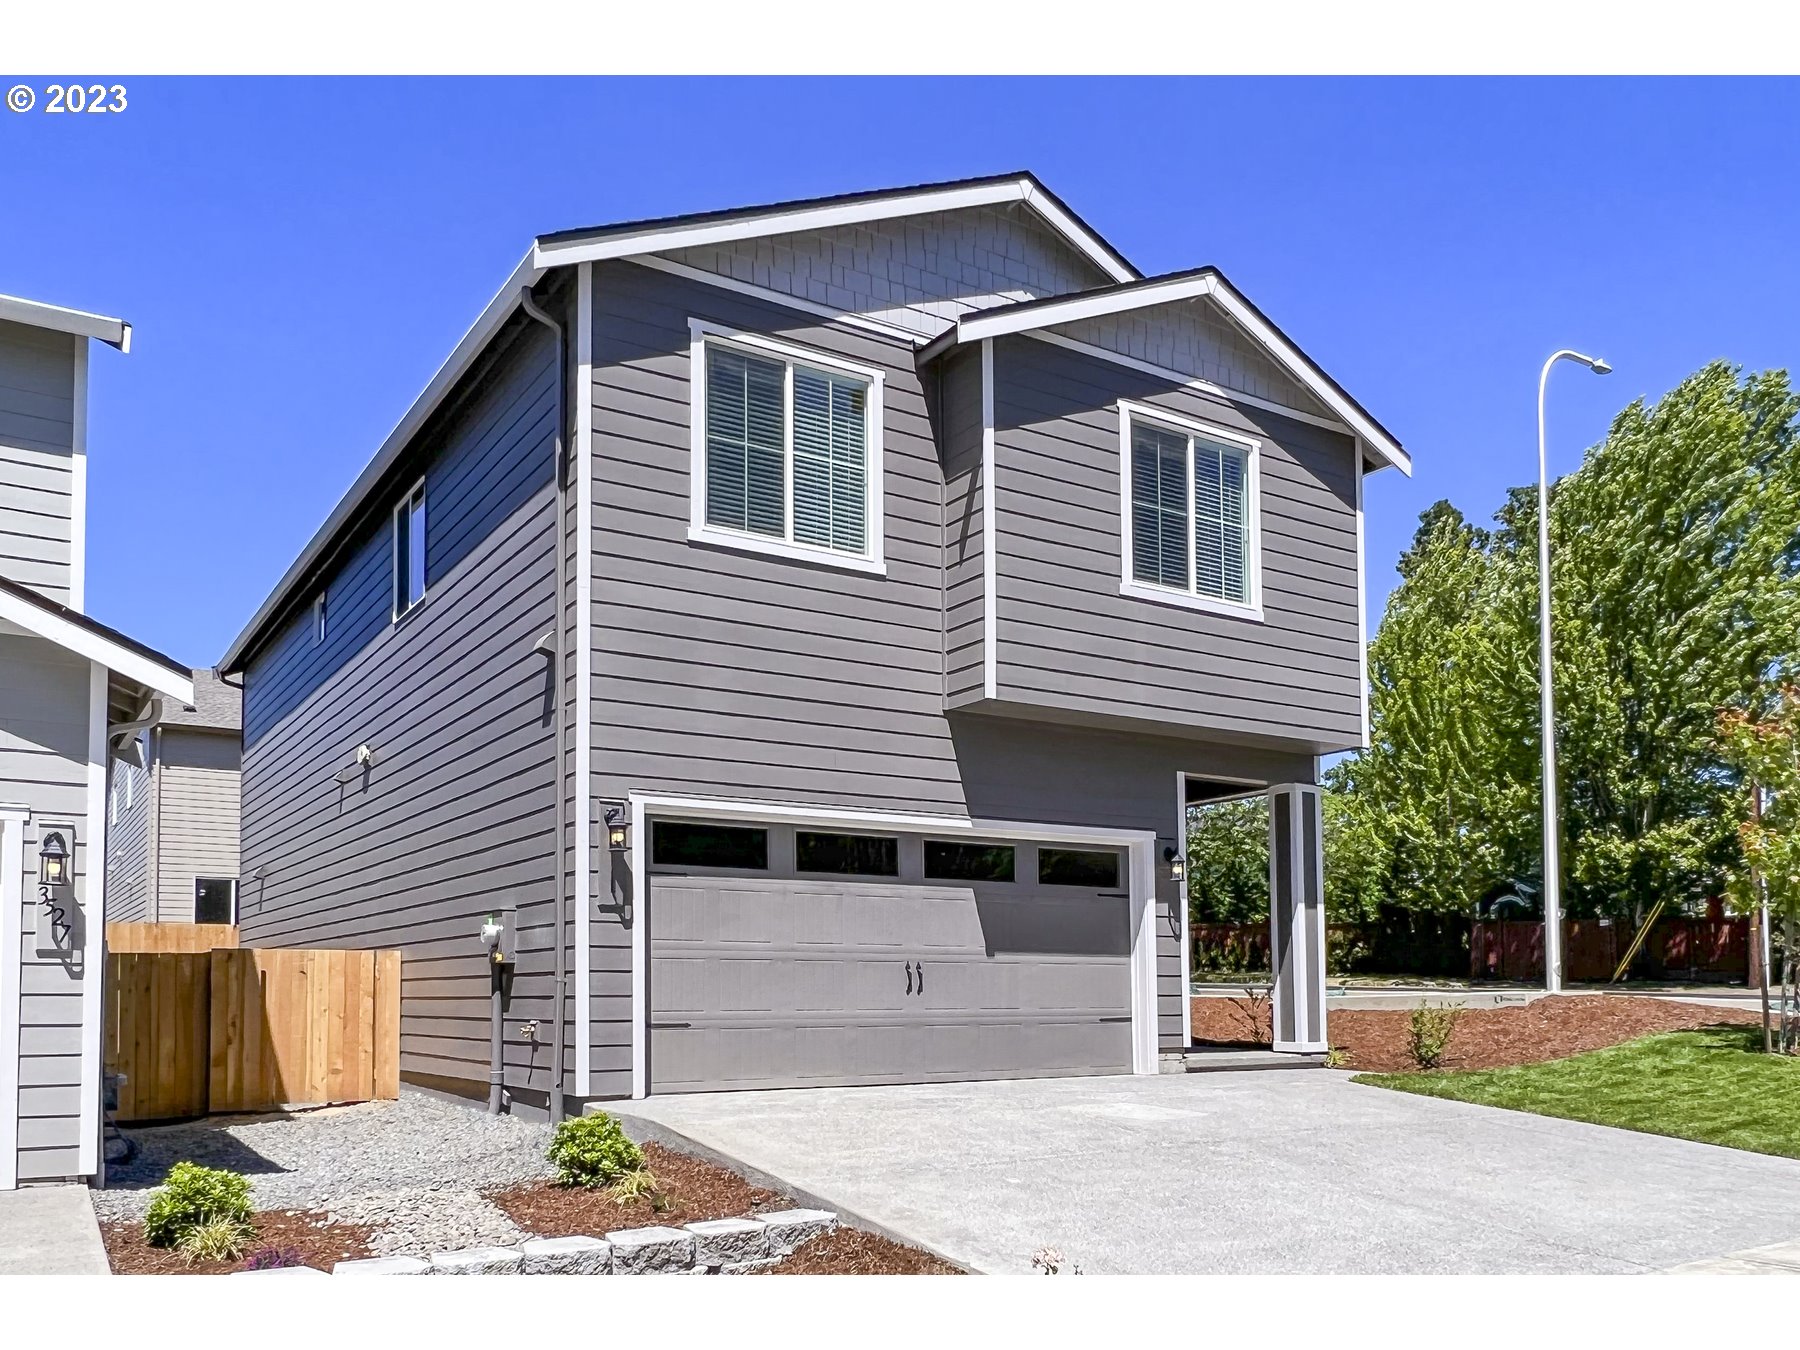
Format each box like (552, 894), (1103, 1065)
(1118, 401), (1262, 620)
(313, 591), (328, 646)
(392, 480), (426, 619)
(687, 320), (886, 575)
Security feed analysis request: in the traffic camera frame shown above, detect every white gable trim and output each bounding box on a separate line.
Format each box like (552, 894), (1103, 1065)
(0, 590), (193, 703)
(533, 177), (1137, 285)
(949, 274), (1411, 475)
(0, 293), (130, 352)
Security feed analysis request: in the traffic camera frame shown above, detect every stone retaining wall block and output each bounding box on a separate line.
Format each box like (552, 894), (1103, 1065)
(756, 1208), (838, 1254)
(606, 1225), (696, 1274)
(519, 1235), (614, 1275)
(428, 1245), (526, 1275)
(686, 1217), (771, 1267)
(333, 1255), (430, 1275)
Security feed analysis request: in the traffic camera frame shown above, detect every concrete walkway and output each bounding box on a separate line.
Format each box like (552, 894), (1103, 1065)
(611, 1071), (1800, 1274)
(0, 1186), (109, 1275)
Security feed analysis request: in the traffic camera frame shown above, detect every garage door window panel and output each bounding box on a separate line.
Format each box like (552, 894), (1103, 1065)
(795, 831), (900, 877)
(924, 840), (1016, 882)
(651, 821), (769, 870)
(1037, 848), (1121, 888)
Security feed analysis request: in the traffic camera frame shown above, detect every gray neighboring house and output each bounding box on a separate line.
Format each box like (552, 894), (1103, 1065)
(0, 294), (194, 1188)
(217, 172), (1411, 1118)
(107, 668), (242, 925)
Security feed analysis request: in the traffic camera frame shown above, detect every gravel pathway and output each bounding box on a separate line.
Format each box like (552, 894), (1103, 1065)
(94, 1090), (556, 1255)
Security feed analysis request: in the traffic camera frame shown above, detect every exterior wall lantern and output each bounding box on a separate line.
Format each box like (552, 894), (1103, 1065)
(1163, 846), (1185, 884)
(604, 804), (630, 854)
(38, 830), (70, 887)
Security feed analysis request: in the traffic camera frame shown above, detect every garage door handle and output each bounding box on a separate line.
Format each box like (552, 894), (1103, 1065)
(915, 962), (924, 994)
(904, 961), (914, 995)
(649, 1021), (692, 1029)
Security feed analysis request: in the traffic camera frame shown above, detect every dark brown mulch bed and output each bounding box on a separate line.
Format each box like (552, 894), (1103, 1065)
(487, 1141), (785, 1233)
(1191, 992), (1761, 1073)
(752, 1226), (963, 1275)
(100, 1208), (376, 1275)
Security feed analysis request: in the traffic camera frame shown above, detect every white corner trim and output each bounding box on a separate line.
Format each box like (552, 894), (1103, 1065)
(685, 319), (887, 576)
(574, 260), (594, 1098)
(0, 810), (24, 1189)
(533, 177), (1138, 287)
(980, 339), (998, 700)
(0, 590), (192, 704)
(69, 339), (88, 613)
(1174, 773), (1192, 1006)
(1355, 450), (1370, 749)
(1116, 400), (1265, 622)
(631, 256), (926, 346)
(623, 791), (1162, 1094)
(78, 662), (107, 1177)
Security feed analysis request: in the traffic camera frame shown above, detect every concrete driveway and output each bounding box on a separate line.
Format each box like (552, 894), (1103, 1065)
(610, 1071), (1800, 1274)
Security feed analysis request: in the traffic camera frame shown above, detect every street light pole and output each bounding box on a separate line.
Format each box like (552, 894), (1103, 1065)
(1537, 349), (1610, 994)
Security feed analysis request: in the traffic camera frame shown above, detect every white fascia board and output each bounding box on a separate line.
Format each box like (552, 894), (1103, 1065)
(533, 178), (1137, 286)
(1203, 282), (1412, 477)
(218, 247), (541, 672)
(0, 293), (130, 350)
(950, 273), (1412, 476)
(0, 591), (193, 703)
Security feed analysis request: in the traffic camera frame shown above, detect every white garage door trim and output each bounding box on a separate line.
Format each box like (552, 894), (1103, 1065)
(625, 792), (1159, 1099)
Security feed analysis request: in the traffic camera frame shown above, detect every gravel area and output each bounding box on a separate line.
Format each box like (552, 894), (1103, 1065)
(95, 1089), (555, 1257)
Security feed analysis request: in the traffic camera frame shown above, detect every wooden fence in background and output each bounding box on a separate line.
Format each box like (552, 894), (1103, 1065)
(105, 946), (399, 1123)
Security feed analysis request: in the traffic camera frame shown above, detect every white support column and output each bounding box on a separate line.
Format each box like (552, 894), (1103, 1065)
(1268, 783), (1327, 1053)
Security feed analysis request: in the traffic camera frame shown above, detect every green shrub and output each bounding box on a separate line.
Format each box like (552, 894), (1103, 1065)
(547, 1113), (643, 1188)
(1407, 1003), (1465, 1070)
(144, 1162), (253, 1248)
(177, 1216), (254, 1265)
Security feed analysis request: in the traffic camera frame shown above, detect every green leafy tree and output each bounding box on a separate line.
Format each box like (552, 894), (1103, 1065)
(1718, 689), (1800, 1050)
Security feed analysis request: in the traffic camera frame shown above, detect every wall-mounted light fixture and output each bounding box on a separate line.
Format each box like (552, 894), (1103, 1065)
(1163, 845), (1185, 884)
(604, 804), (630, 854)
(479, 913), (505, 964)
(39, 831), (69, 888)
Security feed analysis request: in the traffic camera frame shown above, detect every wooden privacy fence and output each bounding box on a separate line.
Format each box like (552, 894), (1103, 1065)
(1470, 918), (1749, 983)
(107, 921), (239, 953)
(106, 947), (399, 1123)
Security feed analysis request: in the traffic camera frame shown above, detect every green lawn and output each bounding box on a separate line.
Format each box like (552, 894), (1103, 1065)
(1353, 1025), (1800, 1159)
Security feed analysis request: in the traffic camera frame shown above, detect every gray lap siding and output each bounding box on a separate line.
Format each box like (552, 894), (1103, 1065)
(990, 334), (1364, 753)
(584, 261), (1317, 1080)
(238, 310), (571, 1103)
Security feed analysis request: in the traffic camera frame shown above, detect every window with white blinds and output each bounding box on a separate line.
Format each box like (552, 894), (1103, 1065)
(694, 329), (880, 569)
(1122, 405), (1259, 615)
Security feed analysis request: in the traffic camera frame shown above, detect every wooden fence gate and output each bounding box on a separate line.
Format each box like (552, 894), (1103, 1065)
(106, 947), (400, 1123)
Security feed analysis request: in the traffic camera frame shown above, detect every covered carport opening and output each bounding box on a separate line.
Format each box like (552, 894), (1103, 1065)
(1181, 774), (1326, 1055)
(626, 800), (1159, 1097)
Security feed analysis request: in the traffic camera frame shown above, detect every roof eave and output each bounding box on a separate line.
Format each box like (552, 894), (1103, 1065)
(0, 293), (131, 351)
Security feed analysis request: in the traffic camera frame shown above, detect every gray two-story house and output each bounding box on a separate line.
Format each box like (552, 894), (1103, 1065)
(219, 173), (1410, 1118)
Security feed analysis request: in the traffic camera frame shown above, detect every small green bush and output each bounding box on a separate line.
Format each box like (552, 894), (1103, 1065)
(1407, 1003), (1465, 1070)
(177, 1216), (254, 1265)
(143, 1162), (253, 1248)
(608, 1166), (661, 1205)
(547, 1113), (643, 1188)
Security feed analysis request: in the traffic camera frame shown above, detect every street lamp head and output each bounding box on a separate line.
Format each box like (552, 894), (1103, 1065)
(1588, 358), (1612, 375)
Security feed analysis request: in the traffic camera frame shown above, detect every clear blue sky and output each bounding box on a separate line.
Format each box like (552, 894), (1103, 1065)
(2, 77), (1794, 667)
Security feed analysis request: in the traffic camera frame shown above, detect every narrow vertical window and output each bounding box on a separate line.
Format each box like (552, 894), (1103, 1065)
(313, 591), (328, 646)
(393, 482), (427, 618)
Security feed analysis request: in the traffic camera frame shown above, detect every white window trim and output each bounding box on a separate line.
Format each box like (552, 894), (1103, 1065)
(390, 478), (428, 622)
(1116, 399), (1264, 622)
(686, 319), (887, 577)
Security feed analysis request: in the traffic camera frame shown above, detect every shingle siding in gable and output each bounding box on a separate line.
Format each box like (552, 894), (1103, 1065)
(661, 202), (1112, 338)
(1051, 296), (1332, 420)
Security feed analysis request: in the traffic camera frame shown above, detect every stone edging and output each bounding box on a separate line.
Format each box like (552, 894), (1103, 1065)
(229, 1208), (838, 1276)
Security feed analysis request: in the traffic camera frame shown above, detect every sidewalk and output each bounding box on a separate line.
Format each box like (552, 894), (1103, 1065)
(0, 1186), (110, 1275)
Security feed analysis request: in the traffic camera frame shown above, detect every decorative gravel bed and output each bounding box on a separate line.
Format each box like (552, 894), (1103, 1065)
(1191, 992), (1760, 1072)
(94, 1089), (555, 1256)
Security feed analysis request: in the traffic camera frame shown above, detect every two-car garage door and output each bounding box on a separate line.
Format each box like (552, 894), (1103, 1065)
(647, 820), (1134, 1093)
